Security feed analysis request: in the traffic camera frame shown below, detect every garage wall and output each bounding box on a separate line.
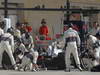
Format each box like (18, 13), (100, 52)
(23, 0), (100, 37)
(23, 0), (65, 37)
(24, 11), (63, 37)
(1, 0), (100, 37)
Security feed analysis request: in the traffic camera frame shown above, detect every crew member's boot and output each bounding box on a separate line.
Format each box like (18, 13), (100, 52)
(65, 67), (70, 72)
(77, 64), (83, 71)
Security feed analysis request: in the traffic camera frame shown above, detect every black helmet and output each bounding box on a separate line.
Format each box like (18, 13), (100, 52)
(41, 18), (46, 24)
(7, 28), (14, 34)
(7, 28), (11, 32)
(96, 31), (100, 37)
(0, 21), (6, 29)
(25, 32), (30, 39)
(16, 22), (21, 27)
(67, 23), (73, 28)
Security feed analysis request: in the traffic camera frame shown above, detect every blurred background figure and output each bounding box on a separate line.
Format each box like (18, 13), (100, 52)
(21, 22), (32, 34)
(39, 18), (51, 40)
(90, 22), (100, 36)
(39, 18), (49, 37)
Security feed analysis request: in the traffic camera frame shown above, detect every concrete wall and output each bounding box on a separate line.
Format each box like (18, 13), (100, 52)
(23, 0), (65, 37)
(23, 0), (100, 37)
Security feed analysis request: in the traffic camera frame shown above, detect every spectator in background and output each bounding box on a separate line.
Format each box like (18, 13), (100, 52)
(23, 22), (32, 33)
(39, 19), (49, 37)
(90, 22), (100, 35)
(39, 19), (51, 40)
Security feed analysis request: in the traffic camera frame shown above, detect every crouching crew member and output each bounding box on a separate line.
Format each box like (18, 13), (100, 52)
(21, 31), (39, 71)
(93, 31), (100, 66)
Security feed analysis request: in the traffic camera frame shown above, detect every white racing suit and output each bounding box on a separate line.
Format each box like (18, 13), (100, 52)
(14, 43), (28, 62)
(0, 28), (4, 68)
(88, 35), (100, 66)
(0, 33), (16, 68)
(14, 42), (32, 71)
(16, 47), (39, 71)
(19, 52), (39, 71)
(64, 28), (81, 69)
(0, 28), (4, 36)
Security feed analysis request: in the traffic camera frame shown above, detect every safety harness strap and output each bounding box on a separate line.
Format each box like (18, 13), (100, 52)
(66, 37), (77, 43)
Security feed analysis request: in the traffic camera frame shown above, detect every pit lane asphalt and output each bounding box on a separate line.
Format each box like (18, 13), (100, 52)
(0, 70), (99, 75)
